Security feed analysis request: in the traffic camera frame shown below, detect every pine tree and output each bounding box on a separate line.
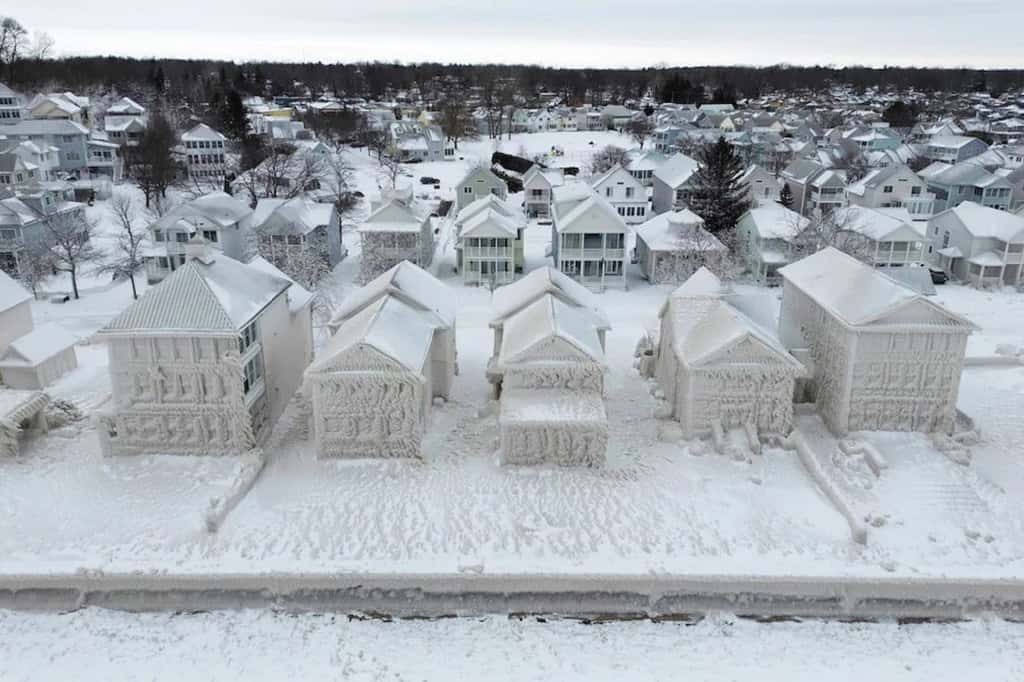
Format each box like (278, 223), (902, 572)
(220, 89), (248, 140)
(779, 182), (794, 209)
(689, 136), (751, 237)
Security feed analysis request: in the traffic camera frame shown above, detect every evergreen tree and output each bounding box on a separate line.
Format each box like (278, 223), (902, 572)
(779, 182), (794, 209)
(220, 89), (248, 140)
(882, 100), (917, 128)
(689, 136), (751, 237)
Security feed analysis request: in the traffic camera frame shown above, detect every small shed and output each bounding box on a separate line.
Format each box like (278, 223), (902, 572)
(0, 323), (78, 389)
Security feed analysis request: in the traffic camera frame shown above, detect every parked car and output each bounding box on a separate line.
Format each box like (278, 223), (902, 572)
(929, 266), (949, 285)
(419, 176), (440, 185)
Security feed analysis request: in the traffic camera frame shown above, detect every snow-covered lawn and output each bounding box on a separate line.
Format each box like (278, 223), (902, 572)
(0, 608), (1019, 682)
(3, 133), (1024, 587)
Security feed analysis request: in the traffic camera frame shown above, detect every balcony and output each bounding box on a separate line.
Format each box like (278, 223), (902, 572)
(463, 246), (512, 259)
(561, 247), (625, 260)
(463, 270), (514, 286)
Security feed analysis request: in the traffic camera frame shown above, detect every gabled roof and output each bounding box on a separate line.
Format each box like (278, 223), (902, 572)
(490, 266), (610, 330)
(779, 247), (975, 329)
(252, 196), (334, 235)
(311, 295), (439, 375)
(0, 119), (89, 136)
(590, 163), (644, 192)
(652, 153), (699, 188)
(100, 256), (291, 335)
(328, 260), (453, 331)
(453, 193), (520, 228)
(499, 294), (604, 366)
(928, 135), (984, 150)
(942, 201), (1024, 242)
(458, 208), (519, 240)
(738, 205), (808, 240)
(0, 269), (32, 313)
(552, 191), (625, 234)
(522, 165), (565, 189)
(106, 97), (146, 115)
(635, 209), (727, 253)
(662, 269), (801, 370)
(181, 123), (227, 142)
(359, 198), (427, 234)
(152, 192), (251, 232)
(831, 206), (925, 242)
(457, 165), (505, 190)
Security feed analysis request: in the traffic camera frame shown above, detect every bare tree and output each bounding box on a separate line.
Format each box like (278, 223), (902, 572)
(41, 209), (101, 300)
(16, 240), (57, 300)
(28, 30), (54, 59)
(235, 143), (326, 206)
(0, 16), (28, 77)
(377, 156), (403, 192)
(439, 86), (478, 150)
(101, 192), (147, 300)
(784, 207), (871, 263)
(627, 117), (654, 149)
(590, 145), (629, 175)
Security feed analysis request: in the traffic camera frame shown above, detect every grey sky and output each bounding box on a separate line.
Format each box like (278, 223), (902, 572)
(9, 1), (1024, 68)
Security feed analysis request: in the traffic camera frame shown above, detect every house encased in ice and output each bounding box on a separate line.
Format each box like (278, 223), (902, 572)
(496, 293), (609, 467)
(486, 265), (610, 395)
(252, 195), (346, 271)
(634, 208), (728, 284)
(0, 269), (78, 390)
(312, 262), (456, 458)
(654, 268), (805, 439)
(95, 241), (314, 456)
(779, 247), (976, 436)
(735, 205), (814, 285)
(358, 197), (434, 283)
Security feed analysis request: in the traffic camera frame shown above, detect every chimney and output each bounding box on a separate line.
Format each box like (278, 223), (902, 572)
(185, 235), (214, 264)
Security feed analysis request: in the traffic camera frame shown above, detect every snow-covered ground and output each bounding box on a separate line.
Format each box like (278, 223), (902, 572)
(2, 132), (1024, 594)
(0, 608), (1020, 682)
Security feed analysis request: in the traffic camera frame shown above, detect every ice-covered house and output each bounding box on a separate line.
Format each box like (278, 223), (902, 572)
(928, 201), (1024, 287)
(591, 163), (649, 225)
(252, 195), (345, 270)
(95, 241), (314, 456)
(634, 208), (728, 284)
(522, 165), (564, 219)
(455, 166), (507, 211)
(496, 293), (609, 467)
(654, 268), (804, 440)
(145, 191), (254, 283)
(0, 269), (78, 390)
(313, 263), (455, 459)
(550, 184), (629, 290)
(778, 247), (975, 435)
(358, 197), (433, 283)
(307, 296), (448, 459)
(651, 152), (700, 214)
(486, 265), (610, 394)
(735, 205), (814, 285)
(326, 260), (456, 400)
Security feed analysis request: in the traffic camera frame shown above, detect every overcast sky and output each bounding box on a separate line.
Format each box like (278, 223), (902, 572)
(9, 1), (1024, 69)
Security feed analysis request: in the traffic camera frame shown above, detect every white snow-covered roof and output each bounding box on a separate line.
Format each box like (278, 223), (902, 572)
(779, 247), (974, 328)
(928, 135), (982, 150)
(101, 255), (291, 335)
(667, 266), (723, 298)
(253, 196), (334, 235)
(453, 194), (520, 228)
(740, 205), (809, 240)
(0, 322), (76, 368)
(499, 294), (604, 366)
(0, 269), (31, 313)
(181, 123), (227, 142)
(967, 251), (1006, 267)
(552, 191), (625, 234)
(359, 198), (426, 234)
(458, 208), (519, 240)
(328, 260), (453, 331)
(635, 209), (727, 253)
(944, 201), (1024, 242)
(490, 266), (610, 330)
(652, 153), (699, 188)
(831, 206), (925, 242)
(245, 256), (314, 314)
(311, 295), (438, 375)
